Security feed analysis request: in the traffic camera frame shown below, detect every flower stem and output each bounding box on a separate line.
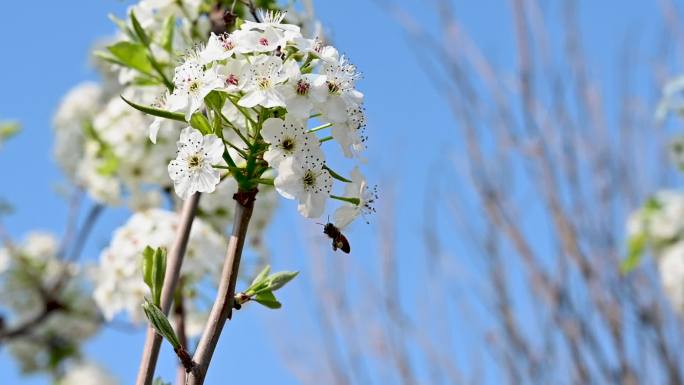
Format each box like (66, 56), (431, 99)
(330, 194), (361, 205)
(135, 192), (201, 385)
(308, 122), (333, 133)
(186, 188), (257, 385)
(323, 164), (352, 183)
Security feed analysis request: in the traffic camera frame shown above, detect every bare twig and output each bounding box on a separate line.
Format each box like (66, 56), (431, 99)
(186, 188), (257, 385)
(174, 281), (188, 385)
(136, 192), (201, 385)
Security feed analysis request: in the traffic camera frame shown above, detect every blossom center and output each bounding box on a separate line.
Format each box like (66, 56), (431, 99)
(296, 79), (310, 96)
(226, 74), (239, 86)
(281, 137), (295, 151)
(303, 170), (317, 188)
(257, 77), (271, 90)
(221, 37), (235, 51)
(259, 37), (269, 46)
(327, 81), (340, 94)
(188, 154), (203, 169)
(188, 81), (200, 94)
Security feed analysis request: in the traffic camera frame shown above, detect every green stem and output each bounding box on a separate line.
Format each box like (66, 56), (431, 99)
(330, 195), (360, 205)
(323, 164), (352, 183)
(226, 95), (257, 127)
(309, 122), (333, 133)
(224, 140), (249, 159)
(215, 107), (252, 147)
(319, 136), (333, 143)
(256, 178), (274, 186)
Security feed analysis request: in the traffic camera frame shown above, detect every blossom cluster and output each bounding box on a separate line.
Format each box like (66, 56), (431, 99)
(0, 232), (101, 374)
(142, 9), (376, 227)
(92, 209), (226, 335)
(57, 362), (118, 385)
(53, 82), (179, 208)
(628, 190), (684, 312)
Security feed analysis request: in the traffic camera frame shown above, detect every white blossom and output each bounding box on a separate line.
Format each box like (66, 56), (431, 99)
(238, 56), (289, 108)
(320, 56), (364, 123)
(167, 56), (223, 120)
(216, 58), (249, 93)
(241, 9), (301, 39)
(168, 127), (224, 199)
(629, 190), (684, 242)
(274, 149), (332, 218)
(294, 36), (339, 62)
(59, 362), (118, 385)
(53, 82), (103, 179)
(658, 241), (684, 313)
(92, 209), (226, 329)
(279, 61), (328, 119)
(238, 28), (287, 53)
(261, 116), (315, 168)
(334, 167), (377, 228)
(331, 105), (367, 158)
(200, 32), (242, 64)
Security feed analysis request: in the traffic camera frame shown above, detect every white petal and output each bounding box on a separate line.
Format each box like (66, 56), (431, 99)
(261, 118), (285, 144)
(203, 135), (225, 163)
(238, 90), (265, 108)
(334, 205), (359, 229)
(149, 118), (161, 143)
(298, 191), (327, 218)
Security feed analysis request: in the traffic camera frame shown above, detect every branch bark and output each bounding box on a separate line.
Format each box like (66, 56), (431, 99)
(186, 188), (256, 385)
(174, 281), (188, 385)
(136, 192), (201, 385)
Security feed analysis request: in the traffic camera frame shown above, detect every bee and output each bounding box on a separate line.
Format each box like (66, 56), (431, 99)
(323, 223), (351, 254)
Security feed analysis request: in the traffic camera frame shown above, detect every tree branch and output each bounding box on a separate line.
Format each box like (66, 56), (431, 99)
(186, 188), (257, 385)
(174, 281), (188, 385)
(136, 192), (201, 385)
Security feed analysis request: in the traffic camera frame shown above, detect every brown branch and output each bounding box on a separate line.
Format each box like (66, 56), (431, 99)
(174, 281), (188, 385)
(136, 192), (201, 385)
(186, 188), (257, 385)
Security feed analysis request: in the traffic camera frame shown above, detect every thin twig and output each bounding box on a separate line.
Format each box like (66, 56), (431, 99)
(174, 280), (188, 385)
(136, 193), (201, 385)
(186, 188), (257, 385)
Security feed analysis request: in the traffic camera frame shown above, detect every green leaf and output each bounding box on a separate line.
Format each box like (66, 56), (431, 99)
(107, 41), (153, 75)
(96, 151), (119, 176)
(152, 248), (167, 306)
(323, 165), (352, 183)
(190, 113), (212, 135)
(108, 13), (135, 39)
(142, 299), (181, 349)
(644, 197), (662, 213)
(0, 121), (21, 144)
(130, 11), (151, 46)
(121, 96), (186, 122)
(254, 290), (282, 309)
(251, 265), (271, 287)
(141, 247), (167, 306)
(266, 271), (299, 291)
(153, 378), (172, 385)
(142, 246), (155, 290)
(161, 15), (176, 53)
(620, 233), (647, 274)
(205, 91), (227, 112)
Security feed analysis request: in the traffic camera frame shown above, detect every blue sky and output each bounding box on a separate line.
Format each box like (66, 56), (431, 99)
(0, 0), (671, 384)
